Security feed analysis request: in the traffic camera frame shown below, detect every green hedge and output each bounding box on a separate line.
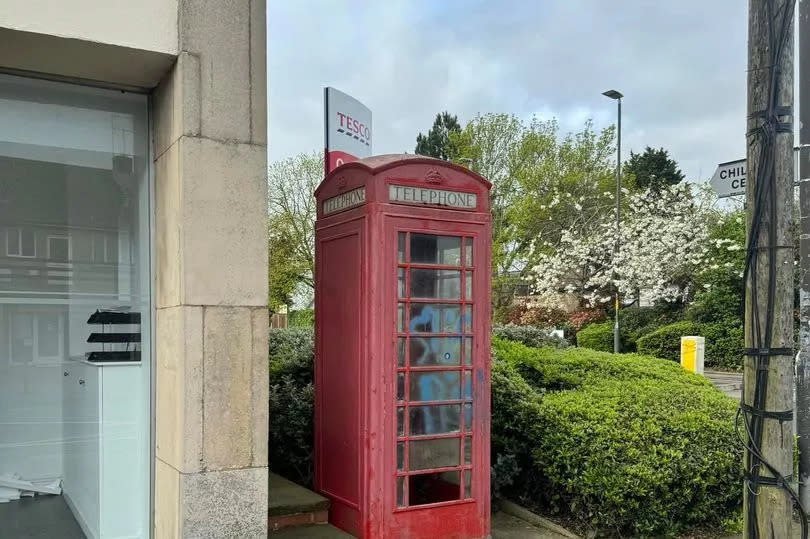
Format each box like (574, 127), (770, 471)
(635, 321), (699, 361)
(269, 328), (742, 535)
(268, 328), (315, 486)
(575, 321), (616, 352)
(619, 305), (684, 351)
(635, 320), (744, 370)
(702, 322), (744, 371)
(492, 325), (568, 349)
(493, 339), (742, 536)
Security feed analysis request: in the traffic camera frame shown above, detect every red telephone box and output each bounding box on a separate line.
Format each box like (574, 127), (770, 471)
(314, 154), (491, 538)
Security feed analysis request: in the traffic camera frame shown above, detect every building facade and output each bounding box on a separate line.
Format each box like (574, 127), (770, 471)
(0, 1), (269, 537)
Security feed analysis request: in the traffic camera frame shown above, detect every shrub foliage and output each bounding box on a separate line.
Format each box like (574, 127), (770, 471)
(575, 321), (616, 352)
(268, 328), (742, 536)
(492, 325), (568, 349)
(493, 338), (742, 536)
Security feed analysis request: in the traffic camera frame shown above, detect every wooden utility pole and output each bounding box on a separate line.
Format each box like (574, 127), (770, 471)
(797, 0), (810, 512)
(743, 0), (795, 537)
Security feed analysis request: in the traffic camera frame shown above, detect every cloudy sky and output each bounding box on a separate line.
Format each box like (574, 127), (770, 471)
(268, 1), (750, 181)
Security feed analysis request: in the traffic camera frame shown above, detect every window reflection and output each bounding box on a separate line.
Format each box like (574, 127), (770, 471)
(409, 304), (469, 334)
(409, 371), (461, 401)
(409, 337), (461, 366)
(410, 234), (461, 265)
(409, 404), (460, 435)
(410, 269), (460, 299)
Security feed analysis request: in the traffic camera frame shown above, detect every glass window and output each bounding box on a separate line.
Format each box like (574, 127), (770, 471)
(409, 371), (461, 402)
(409, 337), (461, 366)
(408, 304), (463, 333)
(0, 74), (151, 538)
(47, 236), (71, 262)
(464, 237), (473, 266)
(410, 234), (461, 265)
(398, 232), (406, 263)
(409, 404), (460, 435)
(410, 269), (460, 299)
(409, 438), (460, 470)
(397, 337), (406, 366)
(409, 472), (461, 505)
(465, 271), (473, 300)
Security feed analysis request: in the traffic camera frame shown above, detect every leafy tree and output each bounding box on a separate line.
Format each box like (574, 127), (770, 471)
(531, 183), (718, 307)
(625, 146), (685, 190)
(268, 214), (309, 311)
(449, 115), (623, 310)
(267, 151), (322, 310)
(415, 111), (461, 160)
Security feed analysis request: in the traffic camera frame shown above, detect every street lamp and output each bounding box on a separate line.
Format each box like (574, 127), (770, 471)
(602, 89), (623, 354)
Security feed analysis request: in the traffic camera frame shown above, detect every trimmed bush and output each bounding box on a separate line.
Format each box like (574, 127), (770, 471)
(493, 339), (742, 537)
(702, 321), (744, 371)
(635, 320), (744, 370)
(635, 320), (700, 362)
(619, 304), (684, 351)
(269, 328), (743, 535)
(576, 321), (615, 352)
(493, 325), (568, 349)
(269, 328), (315, 486)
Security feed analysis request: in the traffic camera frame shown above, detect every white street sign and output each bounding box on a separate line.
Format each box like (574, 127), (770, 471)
(710, 159), (747, 198)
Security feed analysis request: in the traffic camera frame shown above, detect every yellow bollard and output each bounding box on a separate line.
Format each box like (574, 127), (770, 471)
(680, 336), (705, 374)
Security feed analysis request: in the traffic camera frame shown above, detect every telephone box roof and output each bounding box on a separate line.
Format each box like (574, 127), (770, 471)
(315, 153), (492, 197)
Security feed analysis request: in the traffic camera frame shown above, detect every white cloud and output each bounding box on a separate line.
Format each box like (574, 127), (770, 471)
(268, 0), (750, 181)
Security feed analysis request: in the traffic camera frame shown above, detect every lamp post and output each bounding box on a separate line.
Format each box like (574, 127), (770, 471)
(603, 89), (623, 354)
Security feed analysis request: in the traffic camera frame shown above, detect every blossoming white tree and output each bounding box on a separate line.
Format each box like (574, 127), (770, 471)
(531, 183), (718, 307)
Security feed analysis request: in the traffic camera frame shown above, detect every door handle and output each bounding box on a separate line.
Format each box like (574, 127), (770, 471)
(78, 379), (85, 386)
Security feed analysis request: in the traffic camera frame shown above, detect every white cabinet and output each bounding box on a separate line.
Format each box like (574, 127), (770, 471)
(62, 360), (146, 539)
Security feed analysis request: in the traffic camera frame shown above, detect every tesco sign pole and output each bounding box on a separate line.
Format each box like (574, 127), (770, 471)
(324, 87), (372, 174)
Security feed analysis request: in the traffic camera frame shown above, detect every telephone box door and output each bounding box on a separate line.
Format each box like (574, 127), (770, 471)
(387, 218), (490, 537)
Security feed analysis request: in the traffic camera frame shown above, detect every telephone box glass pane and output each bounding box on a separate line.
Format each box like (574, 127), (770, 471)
(464, 371), (472, 399)
(464, 237), (473, 266)
(465, 271), (473, 300)
(410, 269), (460, 299)
(397, 477), (405, 507)
(409, 371), (461, 401)
(464, 436), (472, 464)
(464, 403), (472, 429)
(397, 337), (406, 366)
(397, 407), (405, 435)
(398, 268), (405, 298)
(409, 337), (461, 366)
(464, 470), (472, 498)
(397, 373), (405, 401)
(397, 442), (404, 471)
(408, 304), (463, 333)
(464, 337), (472, 366)
(409, 472), (461, 505)
(463, 305), (472, 332)
(409, 438), (460, 470)
(397, 303), (405, 332)
(398, 232), (406, 263)
(410, 234), (461, 265)
(409, 404), (461, 435)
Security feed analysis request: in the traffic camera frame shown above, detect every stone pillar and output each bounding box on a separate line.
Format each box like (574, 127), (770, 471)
(152, 0), (268, 537)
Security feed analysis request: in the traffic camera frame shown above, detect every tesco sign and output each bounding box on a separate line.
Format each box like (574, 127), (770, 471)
(324, 87), (372, 174)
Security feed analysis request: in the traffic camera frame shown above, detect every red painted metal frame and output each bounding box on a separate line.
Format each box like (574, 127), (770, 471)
(314, 155), (491, 539)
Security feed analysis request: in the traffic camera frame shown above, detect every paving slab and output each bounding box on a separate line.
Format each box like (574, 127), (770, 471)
(705, 370), (743, 400)
(270, 523), (354, 538)
(492, 511), (572, 539)
(268, 472), (329, 516)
